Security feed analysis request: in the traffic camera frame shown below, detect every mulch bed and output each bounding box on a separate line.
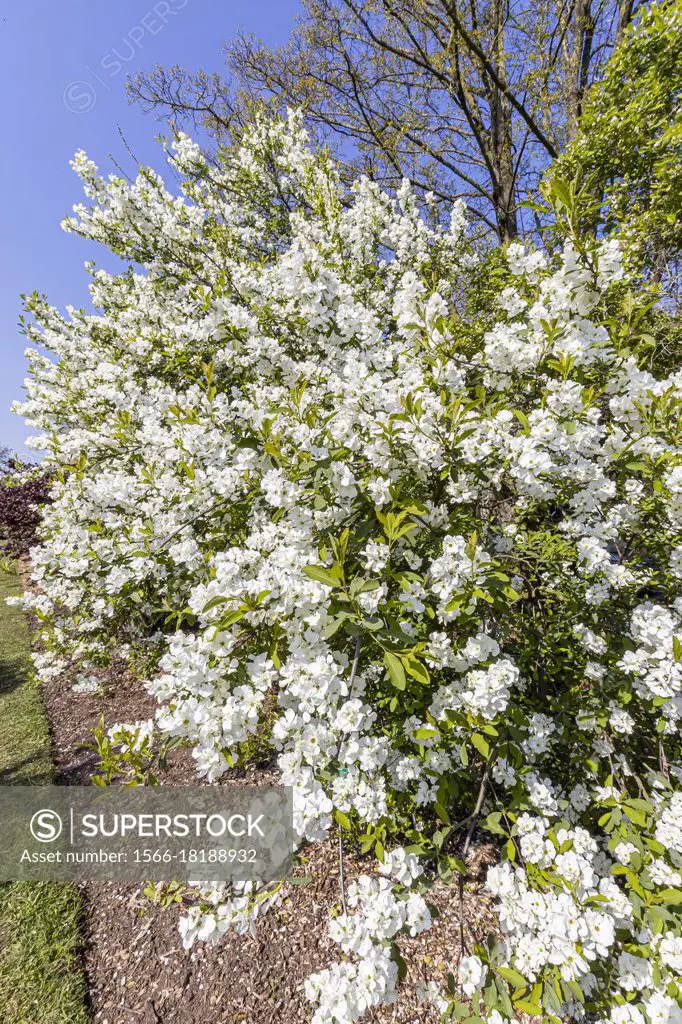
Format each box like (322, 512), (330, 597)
(37, 642), (497, 1024)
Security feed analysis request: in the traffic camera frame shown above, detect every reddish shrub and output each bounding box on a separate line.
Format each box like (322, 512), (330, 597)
(0, 448), (52, 556)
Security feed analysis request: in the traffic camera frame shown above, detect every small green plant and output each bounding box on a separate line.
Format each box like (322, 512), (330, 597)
(89, 714), (182, 787)
(143, 880), (186, 909)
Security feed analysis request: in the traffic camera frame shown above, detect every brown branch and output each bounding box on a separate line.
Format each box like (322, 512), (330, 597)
(458, 754), (493, 952)
(441, 0), (558, 157)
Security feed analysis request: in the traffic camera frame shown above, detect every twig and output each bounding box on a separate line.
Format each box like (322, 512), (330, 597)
(338, 829), (348, 916)
(338, 636), (361, 916)
(348, 635), (362, 693)
(333, 634), (360, 917)
(462, 766), (491, 861)
(660, 739), (670, 780)
(152, 496), (230, 553)
(109, 154), (134, 184)
(458, 757), (493, 954)
(117, 124), (142, 169)
(487, 776), (524, 866)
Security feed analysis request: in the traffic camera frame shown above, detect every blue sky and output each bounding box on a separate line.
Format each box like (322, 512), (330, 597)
(0, 0), (301, 456)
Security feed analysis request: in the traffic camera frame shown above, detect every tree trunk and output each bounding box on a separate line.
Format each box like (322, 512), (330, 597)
(489, 0), (518, 241)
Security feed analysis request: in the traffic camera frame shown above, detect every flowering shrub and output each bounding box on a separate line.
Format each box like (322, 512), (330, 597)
(0, 448), (51, 556)
(14, 111), (682, 1023)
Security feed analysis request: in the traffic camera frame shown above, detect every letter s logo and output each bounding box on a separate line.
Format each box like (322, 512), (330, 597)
(30, 809), (63, 843)
(63, 81), (96, 114)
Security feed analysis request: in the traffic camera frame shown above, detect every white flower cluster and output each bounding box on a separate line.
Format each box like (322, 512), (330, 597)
(483, 807), (682, 1022)
(429, 657), (519, 722)
(488, 821), (620, 985)
(305, 850), (428, 1023)
(178, 881), (283, 947)
(618, 602), (682, 730)
(107, 719), (154, 754)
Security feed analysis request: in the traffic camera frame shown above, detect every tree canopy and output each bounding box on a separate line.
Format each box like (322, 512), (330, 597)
(129, 0), (642, 242)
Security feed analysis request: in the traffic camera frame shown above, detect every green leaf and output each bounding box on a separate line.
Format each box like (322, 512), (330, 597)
(390, 944), (408, 980)
(471, 733), (490, 758)
(441, 859), (461, 883)
(626, 870), (645, 898)
(202, 594), (229, 613)
(465, 530), (478, 559)
(483, 977), (498, 1011)
(481, 812), (506, 837)
(361, 615), (384, 631)
(303, 564), (342, 587)
(221, 609), (247, 627)
(514, 1000), (543, 1016)
(626, 798), (653, 813)
(404, 657), (430, 684)
(674, 636), (682, 663)
(480, 723), (499, 737)
(657, 889), (682, 905)
(549, 177), (572, 208)
(498, 967), (527, 990)
(513, 409), (531, 433)
(434, 801), (451, 824)
(623, 805), (646, 827)
(415, 727), (440, 740)
(496, 977), (516, 1017)
(334, 809), (352, 830)
(566, 980), (584, 1004)
(324, 614), (350, 639)
(543, 981), (564, 1014)
(349, 577), (381, 598)
(384, 651), (406, 690)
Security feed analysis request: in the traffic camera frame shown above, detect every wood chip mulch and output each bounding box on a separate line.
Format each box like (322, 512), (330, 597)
(38, 653), (497, 1024)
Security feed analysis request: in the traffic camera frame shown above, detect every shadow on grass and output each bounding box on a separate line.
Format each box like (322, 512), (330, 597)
(0, 650), (55, 785)
(0, 752), (53, 786)
(0, 656), (31, 696)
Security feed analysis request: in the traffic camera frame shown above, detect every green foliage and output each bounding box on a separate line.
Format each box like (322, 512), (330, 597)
(549, 0), (682, 284)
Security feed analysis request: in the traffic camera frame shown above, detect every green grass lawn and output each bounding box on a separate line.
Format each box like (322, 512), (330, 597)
(0, 565), (89, 1024)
